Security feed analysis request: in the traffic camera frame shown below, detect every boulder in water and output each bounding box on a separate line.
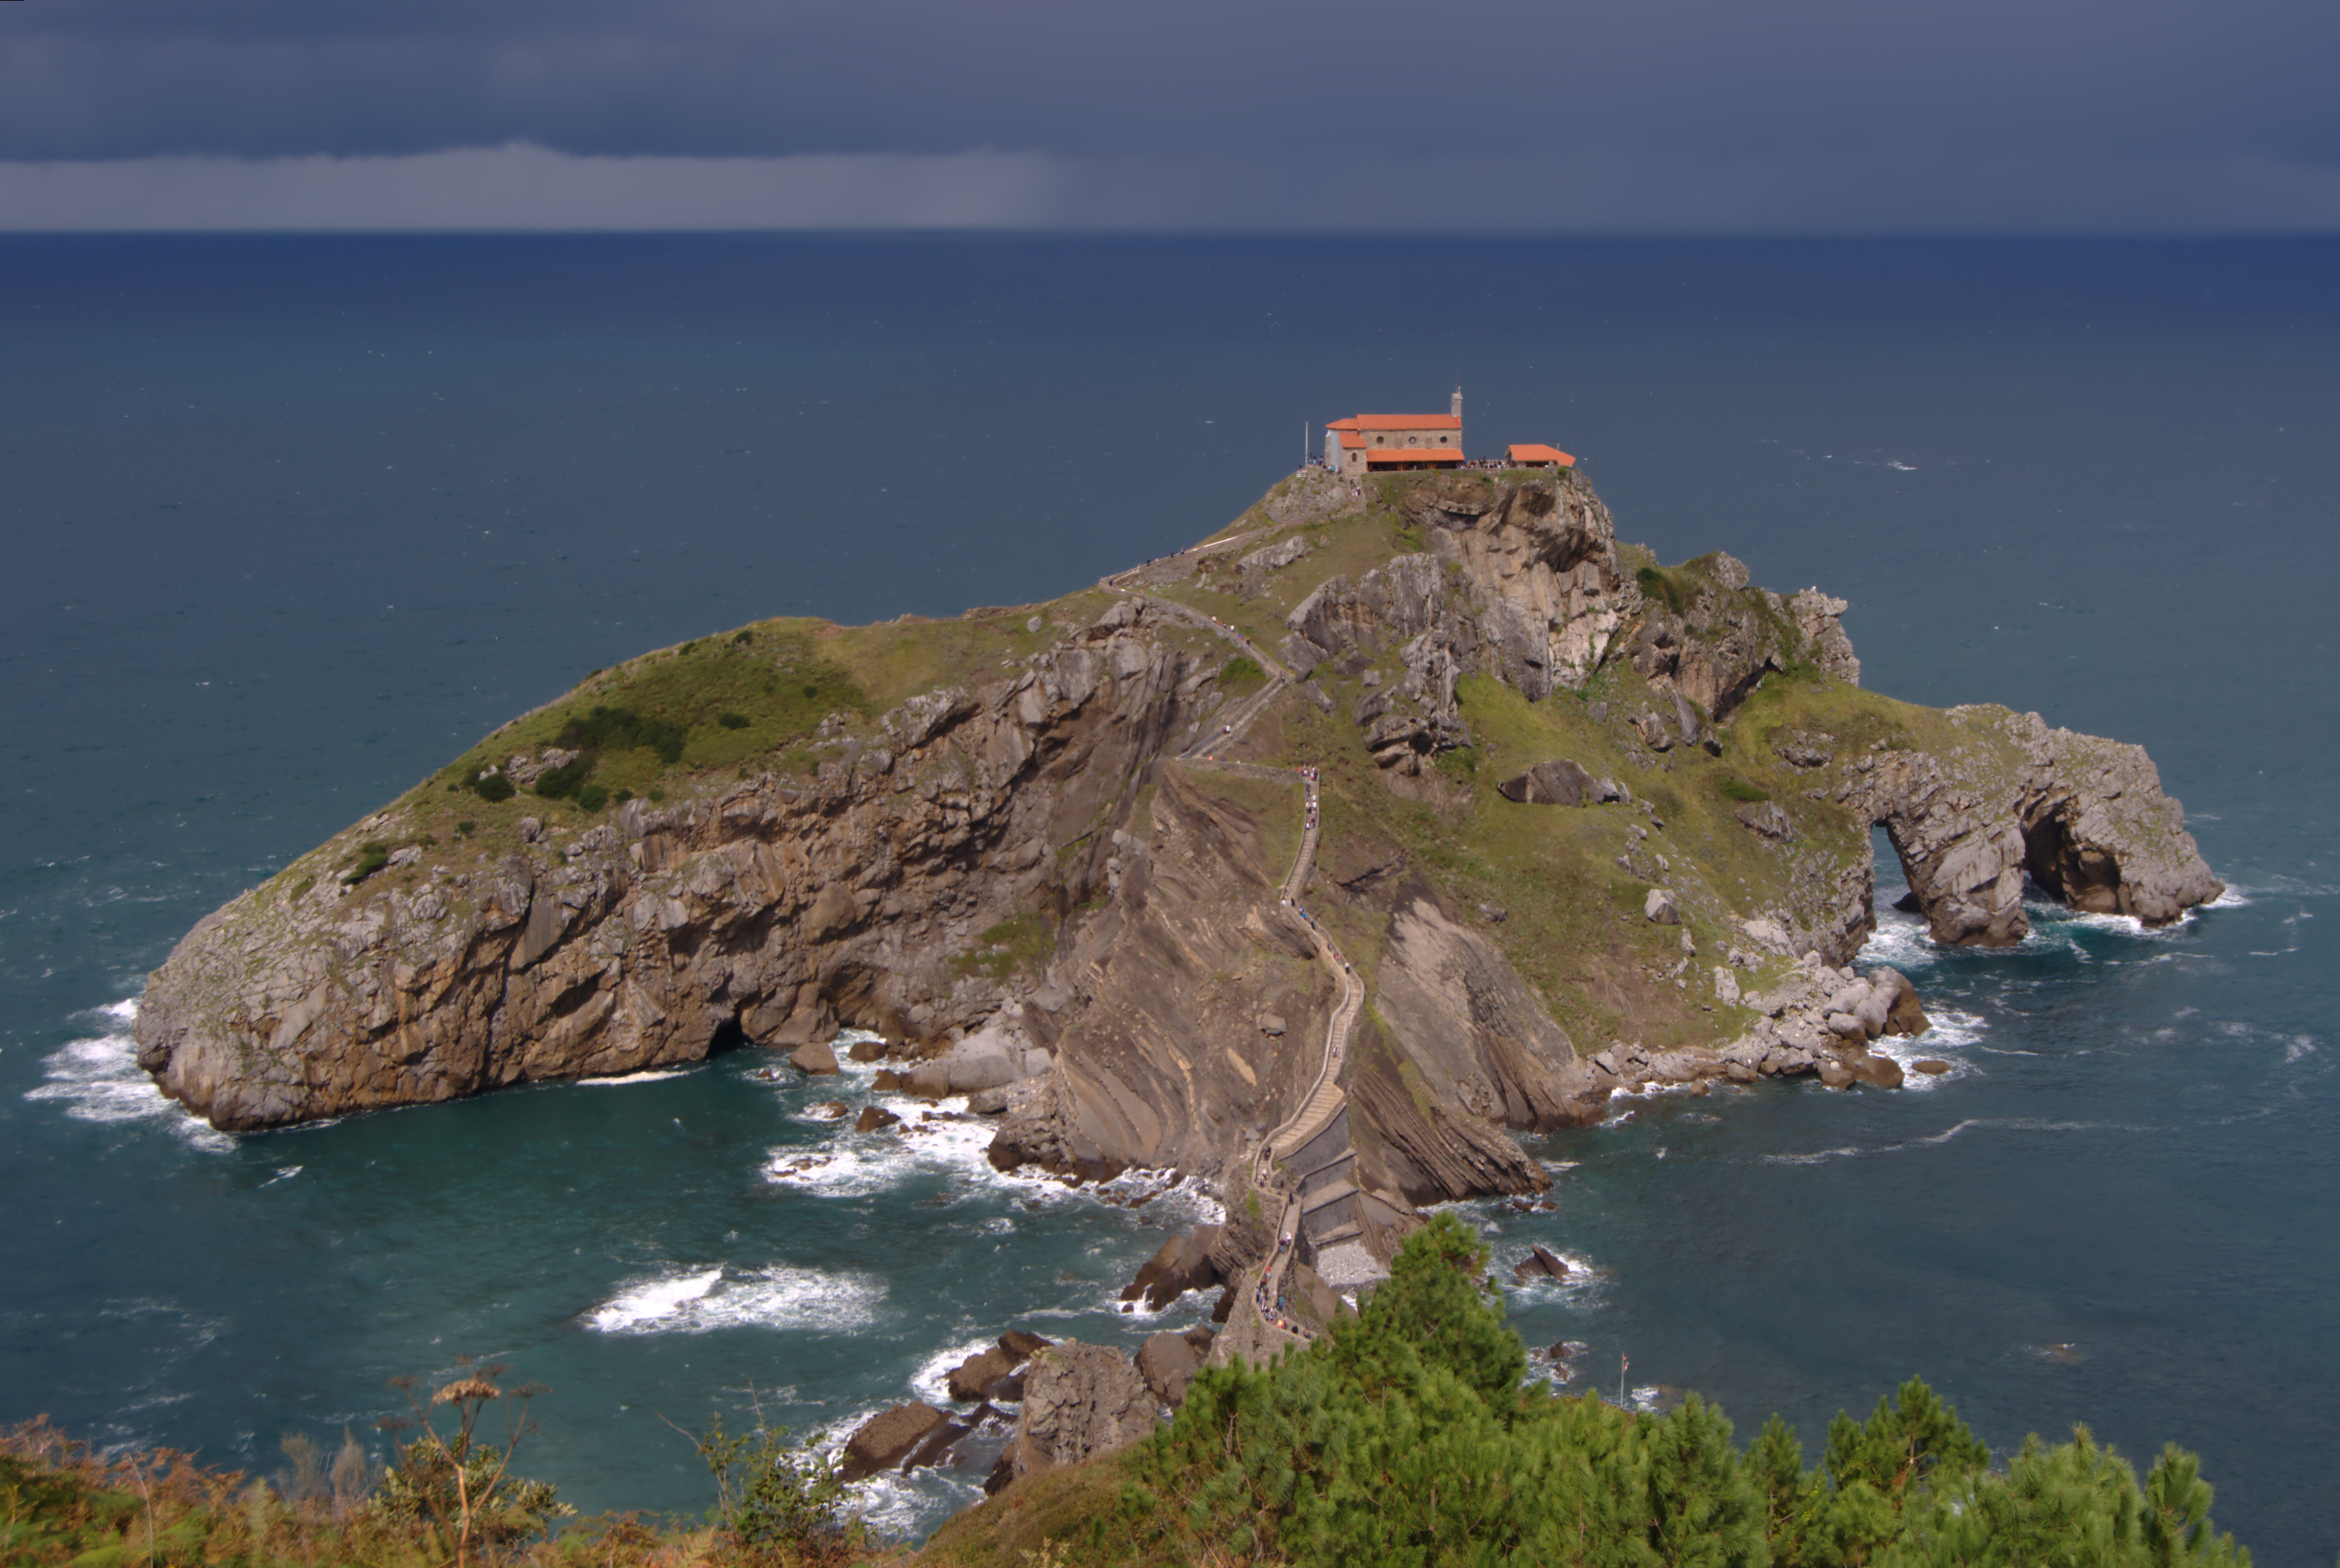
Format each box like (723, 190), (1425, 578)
(944, 1329), (1051, 1402)
(1512, 1243), (1571, 1282)
(839, 1402), (947, 1481)
(1850, 1052), (1906, 1089)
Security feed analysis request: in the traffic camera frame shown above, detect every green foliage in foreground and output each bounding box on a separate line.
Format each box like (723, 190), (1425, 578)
(0, 1226), (2256, 1567)
(1103, 1215), (2250, 1568)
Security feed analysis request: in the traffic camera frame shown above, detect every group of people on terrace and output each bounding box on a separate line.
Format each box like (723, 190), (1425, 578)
(1254, 1226), (1314, 1342)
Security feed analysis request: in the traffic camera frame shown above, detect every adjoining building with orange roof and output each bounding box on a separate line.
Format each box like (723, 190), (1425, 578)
(1506, 443), (1576, 469)
(1325, 389), (1464, 476)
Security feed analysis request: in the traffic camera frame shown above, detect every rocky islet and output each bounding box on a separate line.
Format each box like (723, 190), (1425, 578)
(126, 463), (2222, 1496)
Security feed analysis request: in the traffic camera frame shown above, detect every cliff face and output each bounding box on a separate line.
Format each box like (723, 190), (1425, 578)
(135, 607), (1197, 1130)
(136, 466), (2221, 1213)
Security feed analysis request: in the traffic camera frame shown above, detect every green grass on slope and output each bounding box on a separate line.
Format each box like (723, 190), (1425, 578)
(434, 621), (873, 804)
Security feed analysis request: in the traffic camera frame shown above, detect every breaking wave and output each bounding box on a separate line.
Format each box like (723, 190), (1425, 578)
(1764, 1116), (2119, 1166)
(583, 1264), (884, 1335)
(760, 1035), (1223, 1228)
(24, 1001), (235, 1153)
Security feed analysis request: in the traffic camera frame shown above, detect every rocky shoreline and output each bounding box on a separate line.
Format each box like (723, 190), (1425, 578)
(131, 464), (2221, 1496)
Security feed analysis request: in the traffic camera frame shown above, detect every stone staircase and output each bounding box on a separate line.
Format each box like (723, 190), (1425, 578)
(1135, 592), (1384, 1312)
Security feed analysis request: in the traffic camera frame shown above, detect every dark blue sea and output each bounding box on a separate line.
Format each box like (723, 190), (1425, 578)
(2, 236), (2335, 1558)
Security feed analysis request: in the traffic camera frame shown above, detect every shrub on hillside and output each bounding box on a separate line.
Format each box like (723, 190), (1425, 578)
(1115, 1215), (2249, 1568)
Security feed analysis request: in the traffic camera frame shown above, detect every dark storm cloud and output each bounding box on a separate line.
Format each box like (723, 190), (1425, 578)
(2, 0), (2337, 229)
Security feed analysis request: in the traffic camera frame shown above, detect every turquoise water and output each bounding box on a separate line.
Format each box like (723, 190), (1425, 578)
(2, 237), (2335, 1557)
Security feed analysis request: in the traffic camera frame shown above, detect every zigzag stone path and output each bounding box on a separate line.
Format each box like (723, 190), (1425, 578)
(1121, 589), (1374, 1350)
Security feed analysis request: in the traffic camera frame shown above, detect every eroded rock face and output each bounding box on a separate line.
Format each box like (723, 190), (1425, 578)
(986, 767), (1336, 1180)
(1278, 477), (1860, 778)
(998, 1341), (1159, 1485)
(133, 466), (2222, 1217)
(1842, 707), (2222, 946)
(1373, 890), (1607, 1138)
(134, 608), (1202, 1131)
(1135, 1326), (1215, 1408)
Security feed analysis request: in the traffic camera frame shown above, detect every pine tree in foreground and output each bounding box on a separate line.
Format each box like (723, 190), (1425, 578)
(1115, 1213), (2251, 1568)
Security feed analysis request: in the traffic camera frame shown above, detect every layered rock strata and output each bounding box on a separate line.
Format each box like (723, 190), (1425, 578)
(134, 465), (2222, 1233)
(135, 604), (1196, 1131)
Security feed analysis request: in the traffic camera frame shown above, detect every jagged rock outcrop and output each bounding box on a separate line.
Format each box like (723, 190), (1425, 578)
(1839, 706), (2222, 946)
(1619, 557), (1860, 721)
(1497, 758), (1621, 806)
(134, 606), (1202, 1130)
(1121, 1224), (1226, 1311)
(944, 1330), (1050, 1403)
(840, 1402), (949, 1481)
(134, 465), (2222, 1220)
(1135, 1327), (1216, 1408)
(993, 1341), (1159, 1489)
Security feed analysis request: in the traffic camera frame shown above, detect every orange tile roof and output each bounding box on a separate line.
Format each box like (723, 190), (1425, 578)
(1328, 413), (1461, 431)
(1337, 432), (1367, 448)
(1365, 446), (1465, 465)
(1506, 443), (1577, 466)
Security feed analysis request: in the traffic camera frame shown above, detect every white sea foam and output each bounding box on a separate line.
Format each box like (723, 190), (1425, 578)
(1856, 912), (1936, 968)
(2286, 1036), (2317, 1063)
(908, 1336), (999, 1407)
(577, 1069), (689, 1087)
(1765, 1116), (2114, 1166)
(25, 1001), (235, 1152)
(584, 1264), (883, 1335)
(1504, 1249), (1605, 1300)
(764, 1035), (1225, 1228)
(845, 1465), (988, 1542)
(1860, 1007), (1986, 1087)
(812, 1405), (998, 1541)
(1915, 1007), (1987, 1049)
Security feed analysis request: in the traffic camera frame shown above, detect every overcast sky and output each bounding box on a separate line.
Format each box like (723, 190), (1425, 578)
(2, 0), (2334, 232)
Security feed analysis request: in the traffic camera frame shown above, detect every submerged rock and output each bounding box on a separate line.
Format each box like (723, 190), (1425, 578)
(1512, 1244), (1571, 1283)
